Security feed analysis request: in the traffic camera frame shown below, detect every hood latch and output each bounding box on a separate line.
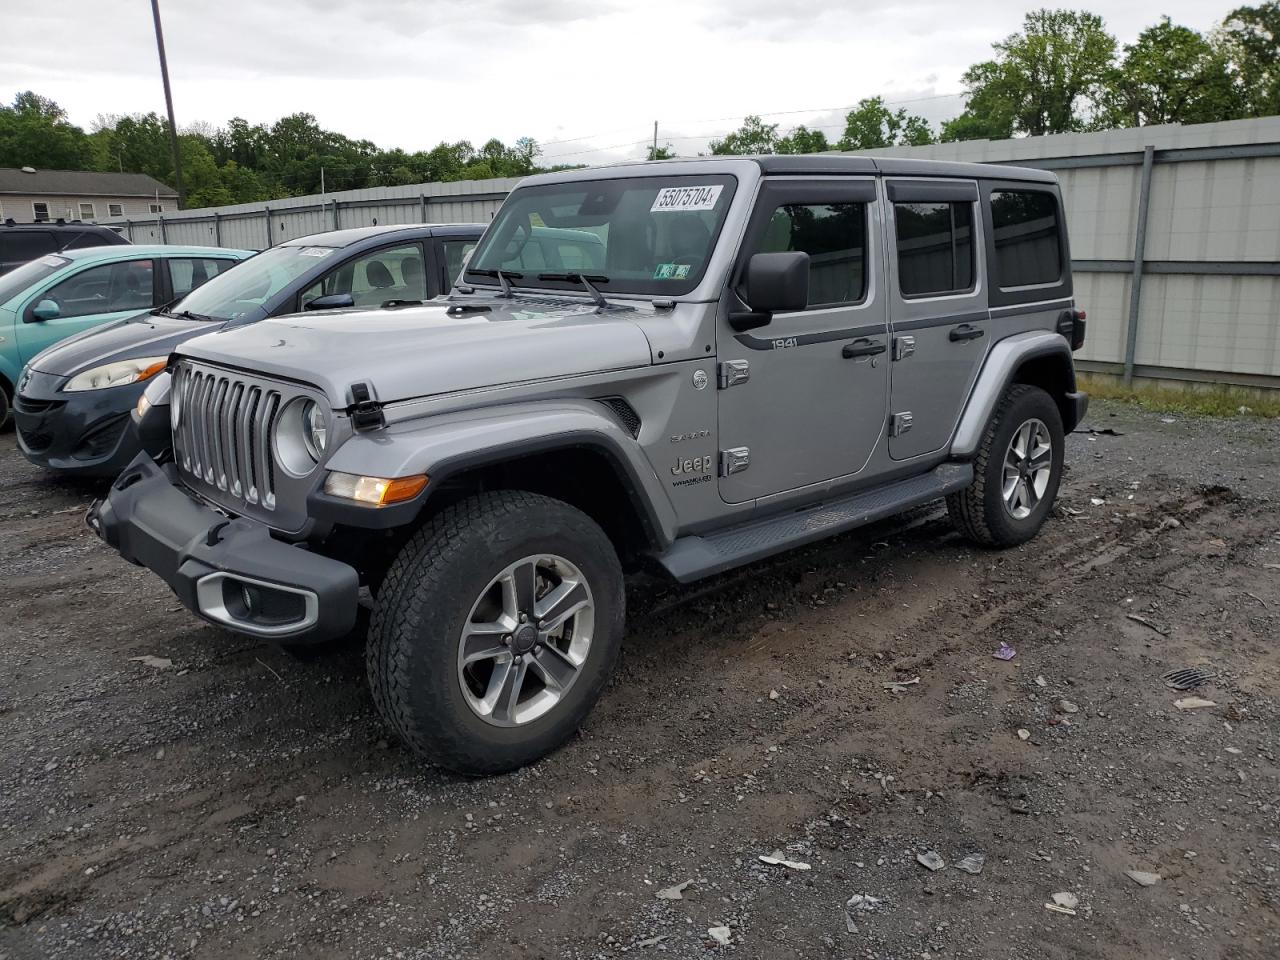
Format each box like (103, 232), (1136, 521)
(346, 381), (385, 432)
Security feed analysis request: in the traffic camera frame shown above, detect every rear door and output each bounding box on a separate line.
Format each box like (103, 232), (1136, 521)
(884, 178), (988, 460)
(716, 178), (888, 503)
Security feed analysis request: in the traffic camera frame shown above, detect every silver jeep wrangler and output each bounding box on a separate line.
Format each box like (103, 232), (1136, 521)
(91, 156), (1088, 774)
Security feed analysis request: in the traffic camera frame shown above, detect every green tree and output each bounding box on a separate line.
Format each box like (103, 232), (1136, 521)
(942, 9), (1117, 141)
(1220, 3), (1280, 117)
(646, 143), (677, 160)
(709, 115), (780, 155)
(837, 97), (934, 149)
(0, 91), (93, 169)
(1102, 18), (1241, 127)
(776, 125), (830, 154)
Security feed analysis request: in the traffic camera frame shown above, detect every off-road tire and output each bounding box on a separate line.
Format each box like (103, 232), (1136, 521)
(366, 491), (624, 775)
(947, 384), (1064, 547)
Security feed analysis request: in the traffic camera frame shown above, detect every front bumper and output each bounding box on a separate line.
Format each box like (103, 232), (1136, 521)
(88, 455), (359, 643)
(14, 369), (143, 477)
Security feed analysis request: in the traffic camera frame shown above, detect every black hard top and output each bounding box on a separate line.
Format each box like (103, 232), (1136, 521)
(752, 154), (1057, 184)
(280, 222), (485, 248)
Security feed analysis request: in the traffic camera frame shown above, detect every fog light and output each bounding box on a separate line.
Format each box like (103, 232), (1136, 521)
(324, 471), (428, 506)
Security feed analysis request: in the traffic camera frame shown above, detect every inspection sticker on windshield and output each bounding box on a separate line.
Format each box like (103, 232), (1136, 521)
(296, 246), (334, 258)
(651, 184), (723, 213)
(654, 263), (691, 280)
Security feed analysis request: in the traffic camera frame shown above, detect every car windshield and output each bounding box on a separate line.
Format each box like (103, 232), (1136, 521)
(0, 254), (70, 307)
(465, 175), (736, 297)
(171, 245), (336, 322)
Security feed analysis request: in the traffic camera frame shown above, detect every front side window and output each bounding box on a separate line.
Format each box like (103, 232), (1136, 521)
(168, 257), (236, 299)
(894, 201), (974, 298)
(78, 202), (96, 221)
(300, 243), (426, 308)
(0, 254), (69, 307)
(990, 190), (1062, 288)
(42, 259), (154, 318)
(754, 202), (867, 308)
(466, 176), (736, 297)
(442, 240), (477, 285)
(33, 202), (50, 222)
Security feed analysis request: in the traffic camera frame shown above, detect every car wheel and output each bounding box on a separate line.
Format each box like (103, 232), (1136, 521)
(0, 383), (10, 430)
(366, 491), (624, 775)
(947, 384), (1064, 547)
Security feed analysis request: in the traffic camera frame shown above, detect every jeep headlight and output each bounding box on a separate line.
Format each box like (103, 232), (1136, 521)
(274, 398), (328, 476)
(64, 356), (168, 392)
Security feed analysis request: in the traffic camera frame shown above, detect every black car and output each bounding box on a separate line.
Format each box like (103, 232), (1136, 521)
(14, 223), (484, 477)
(0, 219), (130, 275)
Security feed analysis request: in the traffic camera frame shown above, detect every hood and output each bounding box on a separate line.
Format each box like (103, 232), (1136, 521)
(177, 298), (655, 407)
(28, 311), (224, 377)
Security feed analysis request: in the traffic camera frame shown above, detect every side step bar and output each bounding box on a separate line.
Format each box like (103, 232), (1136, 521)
(655, 463), (973, 583)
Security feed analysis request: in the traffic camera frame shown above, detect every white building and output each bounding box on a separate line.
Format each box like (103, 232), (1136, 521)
(0, 167), (179, 224)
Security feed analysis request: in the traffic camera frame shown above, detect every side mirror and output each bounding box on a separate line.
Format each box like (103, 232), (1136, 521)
(304, 293), (355, 311)
(730, 252), (809, 332)
(30, 299), (60, 322)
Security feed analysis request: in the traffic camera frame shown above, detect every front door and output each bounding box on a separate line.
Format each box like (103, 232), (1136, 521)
(717, 179), (889, 504)
(883, 179), (989, 460)
(17, 257), (157, 366)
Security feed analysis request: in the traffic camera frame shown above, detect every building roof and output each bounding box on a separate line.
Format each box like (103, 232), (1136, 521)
(0, 168), (179, 199)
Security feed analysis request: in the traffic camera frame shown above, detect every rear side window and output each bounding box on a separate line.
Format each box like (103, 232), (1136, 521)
(168, 257), (236, 298)
(894, 202), (974, 297)
(990, 190), (1061, 288)
(755, 202), (867, 308)
(0, 231), (57, 260)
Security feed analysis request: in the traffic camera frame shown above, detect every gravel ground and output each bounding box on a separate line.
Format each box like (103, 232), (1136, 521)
(1, 400), (1278, 960)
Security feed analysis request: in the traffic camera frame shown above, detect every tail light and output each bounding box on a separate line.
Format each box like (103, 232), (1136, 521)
(1057, 309), (1086, 351)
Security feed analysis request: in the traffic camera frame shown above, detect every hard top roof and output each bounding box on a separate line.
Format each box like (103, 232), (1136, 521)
(281, 223), (485, 248)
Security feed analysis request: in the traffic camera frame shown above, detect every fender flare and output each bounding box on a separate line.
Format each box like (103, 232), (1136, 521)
(321, 398), (679, 547)
(951, 331), (1077, 459)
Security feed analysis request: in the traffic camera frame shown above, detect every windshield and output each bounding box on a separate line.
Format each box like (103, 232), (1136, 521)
(0, 255), (70, 307)
(172, 245), (336, 321)
(465, 175), (736, 297)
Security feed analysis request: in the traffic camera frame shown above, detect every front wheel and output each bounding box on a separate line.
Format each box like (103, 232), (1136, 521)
(366, 491), (624, 775)
(948, 384), (1065, 547)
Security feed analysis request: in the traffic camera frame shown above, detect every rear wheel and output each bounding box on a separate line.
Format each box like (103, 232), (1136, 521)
(948, 384), (1064, 547)
(366, 491), (624, 775)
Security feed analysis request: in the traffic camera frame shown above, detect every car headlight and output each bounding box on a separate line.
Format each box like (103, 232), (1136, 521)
(64, 357), (168, 392)
(136, 371), (173, 419)
(273, 398), (328, 476)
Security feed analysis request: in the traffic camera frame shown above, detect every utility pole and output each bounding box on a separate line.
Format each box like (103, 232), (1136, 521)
(150, 0), (184, 207)
(652, 121), (658, 160)
(320, 166), (325, 197)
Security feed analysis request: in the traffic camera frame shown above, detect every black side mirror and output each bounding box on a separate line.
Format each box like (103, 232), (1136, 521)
(730, 252), (809, 332)
(304, 293), (355, 311)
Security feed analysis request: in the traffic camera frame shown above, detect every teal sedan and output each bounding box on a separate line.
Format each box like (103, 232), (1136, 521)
(0, 244), (253, 425)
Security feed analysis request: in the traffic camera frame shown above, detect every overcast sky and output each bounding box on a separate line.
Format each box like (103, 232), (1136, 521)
(9, 1), (1230, 168)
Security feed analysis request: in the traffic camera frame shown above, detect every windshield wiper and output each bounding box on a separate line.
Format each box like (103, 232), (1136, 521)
(537, 273), (612, 308)
(466, 268), (524, 298)
(172, 309), (216, 322)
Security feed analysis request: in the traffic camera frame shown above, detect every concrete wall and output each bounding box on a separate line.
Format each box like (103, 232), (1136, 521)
(0, 194), (173, 223)
(105, 117), (1280, 388)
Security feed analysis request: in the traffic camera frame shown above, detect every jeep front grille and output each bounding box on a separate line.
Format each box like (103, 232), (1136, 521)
(173, 363), (282, 511)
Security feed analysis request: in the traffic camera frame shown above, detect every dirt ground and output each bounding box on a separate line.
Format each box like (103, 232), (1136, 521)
(1, 400), (1278, 960)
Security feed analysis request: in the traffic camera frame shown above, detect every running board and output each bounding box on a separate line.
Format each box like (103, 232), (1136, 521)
(655, 463), (973, 583)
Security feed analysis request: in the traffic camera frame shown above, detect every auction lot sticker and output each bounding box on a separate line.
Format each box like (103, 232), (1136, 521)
(651, 184), (723, 213)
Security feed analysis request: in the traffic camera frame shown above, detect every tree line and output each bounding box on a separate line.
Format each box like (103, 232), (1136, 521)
(681, 5), (1278, 157)
(2, 5), (1276, 208)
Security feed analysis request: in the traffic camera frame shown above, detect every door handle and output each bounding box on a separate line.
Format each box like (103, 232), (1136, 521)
(949, 323), (985, 342)
(842, 338), (887, 359)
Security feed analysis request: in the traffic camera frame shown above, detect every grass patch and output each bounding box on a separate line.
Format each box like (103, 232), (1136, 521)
(1079, 374), (1280, 419)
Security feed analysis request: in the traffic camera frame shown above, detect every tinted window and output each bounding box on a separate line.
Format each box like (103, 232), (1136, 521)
(169, 257), (236, 298)
(442, 240), (477, 285)
(990, 190), (1061, 288)
(300, 243), (426, 308)
(467, 176), (735, 296)
(756, 203), (866, 308)
(43, 259), (154, 318)
(894, 202), (974, 297)
(1, 230), (57, 262)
